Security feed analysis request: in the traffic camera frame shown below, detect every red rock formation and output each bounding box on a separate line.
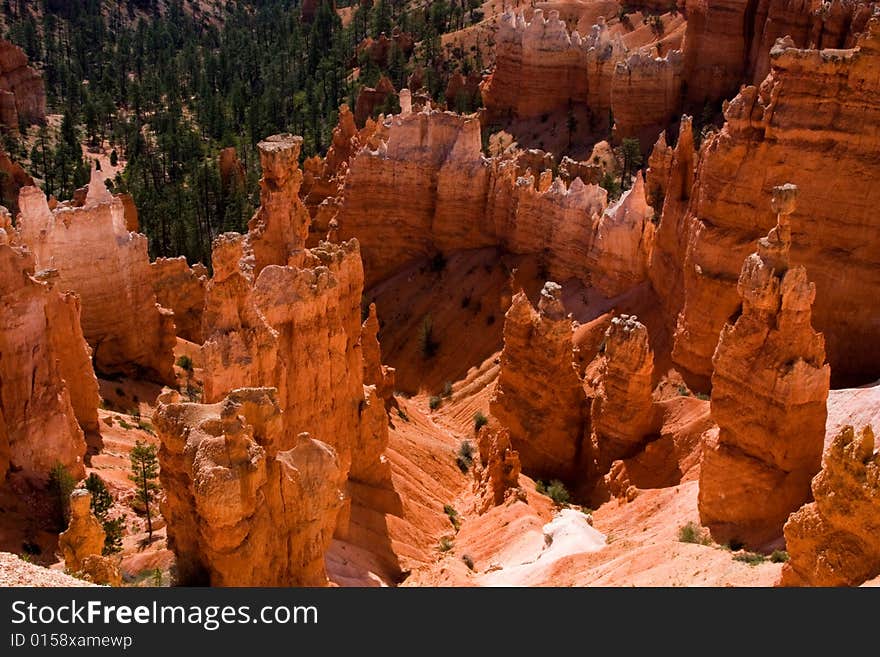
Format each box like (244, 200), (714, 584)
(157, 388), (345, 586)
(218, 146), (246, 194)
(781, 424), (880, 587)
(355, 29), (414, 66)
(698, 185), (830, 547)
(337, 107), (649, 292)
(491, 283), (590, 482)
(16, 177), (175, 383)
(0, 147), (34, 211)
(0, 39), (45, 128)
(672, 23), (880, 384)
(473, 426), (523, 513)
(361, 303), (396, 408)
(445, 70), (483, 111)
(354, 76), (396, 127)
(151, 257), (208, 343)
(0, 237), (97, 482)
(586, 172), (654, 297)
(611, 49), (683, 148)
(591, 314), (656, 470)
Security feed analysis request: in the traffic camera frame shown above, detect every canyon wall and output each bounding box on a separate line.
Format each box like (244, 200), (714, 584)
(150, 257), (207, 344)
(0, 39), (46, 128)
(698, 186), (829, 547)
(16, 177), (175, 383)
(336, 104), (653, 292)
(0, 236), (98, 482)
(670, 22), (880, 385)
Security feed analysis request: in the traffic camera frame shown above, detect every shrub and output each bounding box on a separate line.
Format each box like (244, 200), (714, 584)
(429, 396), (441, 411)
(137, 420), (155, 435)
(677, 385), (690, 397)
(473, 411), (488, 433)
(544, 479), (570, 506)
(696, 392), (710, 401)
(48, 463), (76, 530)
(175, 355), (193, 372)
(461, 554), (475, 571)
(441, 381), (453, 398)
(418, 315), (439, 358)
(535, 480), (547, 495)
(118, 418), (135, 430)
(444, 504), (461, 531)
(438, 536), (454, 552)
(456, 440), (474, 473)
(397, 407), (410, 423)
(678, 521), (709, 545)
(733, 551), (767, 566)
(770, 550), (789, 563)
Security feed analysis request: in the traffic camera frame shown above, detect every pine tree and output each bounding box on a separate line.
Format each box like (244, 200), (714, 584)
(129, 440), (160, 543)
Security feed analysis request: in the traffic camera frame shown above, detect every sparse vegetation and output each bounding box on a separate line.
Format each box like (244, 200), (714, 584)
(733, 551), (768, 566)
(175, 355), (193, 372)
(541, 479), (571, 506)
(770, 550), (790, 563)
(456, 440), (475, 473)
(461, 554), (475, 570)
(48, 463), (76, 530)
(118, 418), (135, 430)
(397, 407), (410, 423)
(678, 521), (710, 545)
(84, 473), (124, 555)
(677, 385), (690, 397)
(137, 420), (156, 435)
(473, 411), (489, 433)
(429, 395), (442, 411)
(438, 536), (454, 552)
(442, 381), (453, 398)
(418, 315), (440, 359)
(444, 504), (461, 532)
(129, 440), (160, 543)
(696, 392), (710, 401)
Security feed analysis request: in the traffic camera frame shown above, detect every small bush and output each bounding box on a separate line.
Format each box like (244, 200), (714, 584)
(678, 521), (709, 545)
(444, 504), (461, 531)
(176, 355), (193, 372)
(438, 536), (454, 552)
(733, 551), (767, 566)
(770, 550), (789, 563)
(118, 418), (135, 430)
(418, 315), (439, 359)
(461, 554), (475, 570)
(441, 381), (453, 398)
(397, 408), (410, 423)
(677, 385), (690, 397)
(429, 396), (441, 411)
(456, 441), (474, 473)
(473, 411), (488, 433)
(429, 252), (447, 272)
(545, 480), (570, 506)
(696, 392), (710, 401)
(137, 420), (155, 435)
(535, 480), (547, 494)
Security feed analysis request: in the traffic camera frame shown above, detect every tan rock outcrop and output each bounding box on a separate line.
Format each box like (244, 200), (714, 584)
(473, 426), (522, 513)
(586, 172), (654, 297)
(0, 147), (34, 210)
(354, 76), (396, 127)
(78, 555), (122, 587)
(781, 425), (880, 587)
(611, 49), (683, 148)
(0, 39), (45, 127)
(0, 239), (96, 481)
(671, 22), (880, 385)
(151, 257), (208, 343)
(59, 490), (105, 571)
(336, 107), (651, 292)
(592, 314), (656, 470)
(491, 283), (589, 482)
(698, 185), (830, 547)
(16, 177), (175, 383)
(361, 303), (396, 408)
(157, 388), (345, 586)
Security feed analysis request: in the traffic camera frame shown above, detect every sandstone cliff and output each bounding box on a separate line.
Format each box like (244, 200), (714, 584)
(781, 424), (880, 587)
(150, 257), (208, 344)
(16, 177), (175, 383)
(0, 39), (46, 128)
(491, 283), (589, 482)
(0, 237), (97, 482)
(698, 185), (830, 547)
(157, 388), (345, 586)
(671, 22), (880, 385)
